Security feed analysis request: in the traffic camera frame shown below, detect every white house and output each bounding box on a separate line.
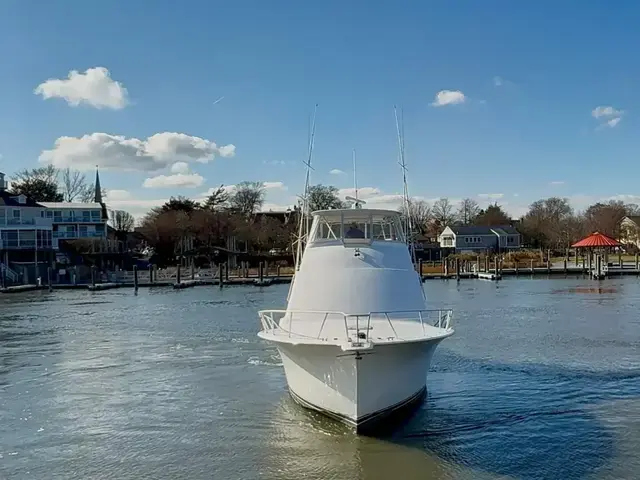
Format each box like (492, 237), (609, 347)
(0, 172), (54, 283)
(619, 216), (640, 249)
(438, 225), (521, 253)
(39, 169), (109, 250)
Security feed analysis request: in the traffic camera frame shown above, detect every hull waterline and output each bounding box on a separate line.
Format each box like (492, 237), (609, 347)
(274, 338), (444, 432)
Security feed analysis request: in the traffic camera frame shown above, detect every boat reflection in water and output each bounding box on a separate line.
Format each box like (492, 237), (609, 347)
(262, 396), (507, 480)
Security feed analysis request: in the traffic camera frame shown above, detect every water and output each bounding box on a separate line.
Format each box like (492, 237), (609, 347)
(1, 277), (639, 480)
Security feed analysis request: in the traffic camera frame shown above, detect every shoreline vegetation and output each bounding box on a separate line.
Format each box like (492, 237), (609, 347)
(6, 168), (640, 270)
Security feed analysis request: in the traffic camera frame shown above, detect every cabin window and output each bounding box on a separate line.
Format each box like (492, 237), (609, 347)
(310, 213), (405, 244)
(371, 217), (401, 241)
(312, 217), (342, 241)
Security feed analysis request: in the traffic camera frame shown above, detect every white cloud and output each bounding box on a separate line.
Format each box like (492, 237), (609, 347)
(591, 105), (624, 128)
(263, 160), (286, 166)
(477, 193), (504, 199)
(549, 181), (565, 186)
(330, 169), (345, 175)
(338, 187), (382, 199)
(591, 106), (622, 118)
(170, 161), (190, 174)
(607, 117), (621, 128)
(105, 189), (133, 201)
(493, 76), (503, 87)
(143, 173), (205, 189)
(263, 181), (286, 190)
(34, 67), (129, 110)
(431, 90), (466, 107)
(39, 132), (236, 172)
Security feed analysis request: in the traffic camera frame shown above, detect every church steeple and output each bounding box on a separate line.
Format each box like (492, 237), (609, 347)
(94, 166), (108, 221)
(94, 166), (103, 203)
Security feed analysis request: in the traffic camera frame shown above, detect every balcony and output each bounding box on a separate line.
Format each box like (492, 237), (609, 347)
(0, 239), (53, 250)
(53, 231), (106, 239)
(2, 217), (53, 227)
(52, 216), (103, 224)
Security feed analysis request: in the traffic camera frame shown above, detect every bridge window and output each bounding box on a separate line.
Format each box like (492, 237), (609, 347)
(310, 213), (405, 243)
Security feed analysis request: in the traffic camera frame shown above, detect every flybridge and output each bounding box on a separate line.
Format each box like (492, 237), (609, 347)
(308, 208), (406, 246)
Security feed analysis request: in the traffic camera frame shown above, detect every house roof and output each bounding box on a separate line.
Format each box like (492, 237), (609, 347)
(39, 202), (103, 209)
(448, 225), (519, 235)
(572, 232), (621, 248)
(624, 216), (640, 226)
(0, 190), (44, 207)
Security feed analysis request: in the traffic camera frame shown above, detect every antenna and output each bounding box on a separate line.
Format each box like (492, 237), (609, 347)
(352, 149), (358, 203)
(294, 104), (318, 271)
(394, 105), (416, 263)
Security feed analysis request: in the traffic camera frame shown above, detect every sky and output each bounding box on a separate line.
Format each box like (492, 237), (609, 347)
(1, 0), (639, 220)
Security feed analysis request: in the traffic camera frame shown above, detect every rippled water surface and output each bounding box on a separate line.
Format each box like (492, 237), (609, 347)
(1, 277), (639, 479)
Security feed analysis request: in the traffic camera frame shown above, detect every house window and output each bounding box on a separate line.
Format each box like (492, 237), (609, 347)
(46, 210), (53, 218)
(12, 209), (21, 219)
(82, 210), (91, 221)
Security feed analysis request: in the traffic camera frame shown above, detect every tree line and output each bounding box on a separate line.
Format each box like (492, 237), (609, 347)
(9, 166), (639, 258)
(138, 183), (346, 266)
(403, 196), (640, 251)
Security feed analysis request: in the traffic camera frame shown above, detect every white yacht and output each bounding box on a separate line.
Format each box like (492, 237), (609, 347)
(257, 107), (454, 432)
(258, 205), (454, 432)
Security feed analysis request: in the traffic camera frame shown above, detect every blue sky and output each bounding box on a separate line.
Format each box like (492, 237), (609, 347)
(1, 0), (639, 219)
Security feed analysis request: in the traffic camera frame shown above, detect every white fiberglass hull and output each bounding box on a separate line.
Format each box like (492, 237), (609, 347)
(275, 339), (443, 432)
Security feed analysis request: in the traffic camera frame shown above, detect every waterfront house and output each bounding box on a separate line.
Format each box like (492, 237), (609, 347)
(39, 169), (110, 252)
(619, 216), (640, 249)
(438, 225), (521, 253)
(0, 172), (54, 283)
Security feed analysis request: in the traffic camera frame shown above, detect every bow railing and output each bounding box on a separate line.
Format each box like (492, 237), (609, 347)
(258, 308), (453, 343)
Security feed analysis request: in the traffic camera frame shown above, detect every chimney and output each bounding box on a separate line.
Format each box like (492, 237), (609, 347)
(0, 172), (5, 191)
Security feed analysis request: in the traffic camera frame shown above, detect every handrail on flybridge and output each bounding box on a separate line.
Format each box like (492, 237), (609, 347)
(258, 308), (453, 343)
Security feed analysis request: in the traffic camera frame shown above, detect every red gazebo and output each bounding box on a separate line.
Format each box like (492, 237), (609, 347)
(572, 232), (622, 278)
(572, 232), (621, 249)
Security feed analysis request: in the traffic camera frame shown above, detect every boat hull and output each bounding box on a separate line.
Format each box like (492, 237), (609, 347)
(275, 338), (443, 432)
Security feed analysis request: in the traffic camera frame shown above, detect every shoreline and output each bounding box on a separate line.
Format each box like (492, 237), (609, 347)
(2, 267), (638, 294)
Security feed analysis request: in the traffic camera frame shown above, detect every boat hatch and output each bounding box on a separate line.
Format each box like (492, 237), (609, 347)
(309, 211), (406, 247)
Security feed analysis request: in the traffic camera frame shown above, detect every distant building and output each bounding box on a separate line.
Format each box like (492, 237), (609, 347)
(39, 169), (109, 250)
(438, 225), (521, 253)
(619, 216), (640, 248)
(0, 172), (54, 283)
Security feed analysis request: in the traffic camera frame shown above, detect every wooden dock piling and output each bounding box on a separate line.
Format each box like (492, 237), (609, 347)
(133, 265), (139, 292)
(47, 267), (52, 292)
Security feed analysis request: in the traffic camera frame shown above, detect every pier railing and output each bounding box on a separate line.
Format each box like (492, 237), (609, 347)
(258, 308), (453, 343)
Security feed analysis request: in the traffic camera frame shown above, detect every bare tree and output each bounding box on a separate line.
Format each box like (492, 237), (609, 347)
(584, 201), (628, 238)
(399, 199), (432, 234)
(229, 181), (266, 216)
(308, 184), (345, 212)
(62, 168), (94, 202)
(457, 198), (480, 225)
(204, 185), (230, 211)
(520, 197), (575, 248)
(110, 210), (135, 232)
(432, 198), (456, 226)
